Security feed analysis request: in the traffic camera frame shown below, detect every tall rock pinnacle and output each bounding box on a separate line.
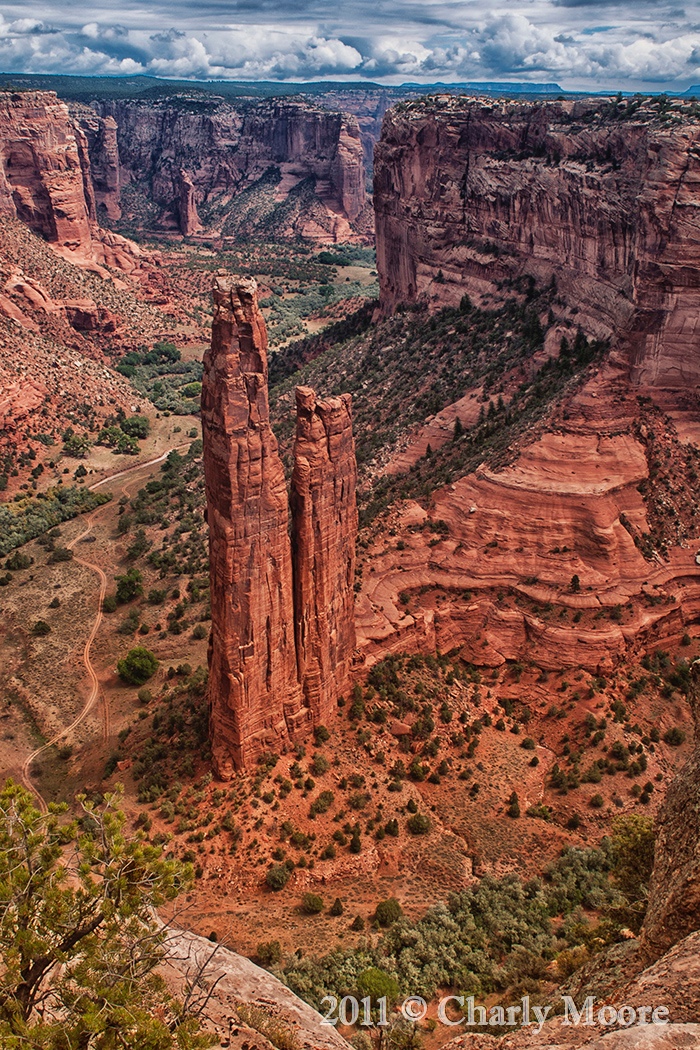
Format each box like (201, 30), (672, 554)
(202, 276), (357, 776)
(292, 387), (357, 725)
(202, 276), (305, 777)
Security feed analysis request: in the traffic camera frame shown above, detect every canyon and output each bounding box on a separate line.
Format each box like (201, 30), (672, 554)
(73, 97), (368, 242)
(202, 276), (357, 775)
(0, 80), (699, 1049)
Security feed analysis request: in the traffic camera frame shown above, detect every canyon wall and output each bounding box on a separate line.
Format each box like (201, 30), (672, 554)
(0, 91), (145, 275)
(202, 277), (357, 775)
(0, 92), (94, 251)
(73, 98), (366, 241)
(374, 97), (700, 389)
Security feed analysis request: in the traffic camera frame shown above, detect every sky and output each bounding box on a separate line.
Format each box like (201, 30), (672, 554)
(0, 0), (698, 92)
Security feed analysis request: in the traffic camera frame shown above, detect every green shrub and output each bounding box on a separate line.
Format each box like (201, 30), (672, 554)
(406, 813), (431, 835)
(5, 551), (31, 571)
(301, 893), (324, 915)
(32, 620), (51, 637)
(309, 790), (334, 817)
(374, 898), (402, 926)
(507, 792), (521, 818)
(102, 594), (118, 613)
(120, 416), (151, 440)
(48, 547), (73, 564)
(350, 915), (365, 931)
(590, 794), (604, 809)
(663, 727), (686, 746)
(117, 646), (158, 686)
(329, 898), (344, 916)
(266, 864), (291, 891)
(192, 624), (208, 640)
(311, 753), (330, 776)
(116, 568), (143, 603)
(257, 940), (282, 966)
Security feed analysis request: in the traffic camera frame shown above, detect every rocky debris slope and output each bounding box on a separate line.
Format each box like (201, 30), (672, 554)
(202, 277), (357, 775)
(0, 91), (145, 277)
(73, 97), (366, 242)
(374, 96), (700, 390)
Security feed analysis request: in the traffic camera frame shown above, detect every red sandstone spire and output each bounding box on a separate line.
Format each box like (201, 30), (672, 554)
(201, 276), (305, 778)
(291, 386), (357, 724)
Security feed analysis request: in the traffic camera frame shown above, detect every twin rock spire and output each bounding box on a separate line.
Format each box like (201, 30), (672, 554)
(201, 276), (357, 776)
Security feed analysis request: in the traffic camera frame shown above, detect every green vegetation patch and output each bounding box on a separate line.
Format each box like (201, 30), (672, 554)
(0, 487), (111, 557)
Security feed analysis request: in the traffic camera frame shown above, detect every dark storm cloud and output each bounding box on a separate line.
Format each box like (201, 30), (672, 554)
(0, 0), (698, 89)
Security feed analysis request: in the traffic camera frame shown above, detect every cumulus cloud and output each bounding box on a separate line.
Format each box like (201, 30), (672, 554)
(0, 0), (697, 89)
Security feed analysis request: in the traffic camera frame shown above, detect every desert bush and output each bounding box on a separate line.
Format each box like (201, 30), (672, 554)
(117, 646), (158, 686)
(374, 898), (402, 926)
(301, 893), (324, 915)
(266, 865), (291, 892)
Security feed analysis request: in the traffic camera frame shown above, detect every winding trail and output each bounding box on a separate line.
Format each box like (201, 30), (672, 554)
(21, 444), (190, 811)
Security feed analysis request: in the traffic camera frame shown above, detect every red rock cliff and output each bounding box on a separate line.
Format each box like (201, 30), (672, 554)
(291, 386), (357, 725)
(0, 92), (94, 252)
(202, 279), (358, 774)
(0, 91), (145, 276)
(374, 97), (700, 389)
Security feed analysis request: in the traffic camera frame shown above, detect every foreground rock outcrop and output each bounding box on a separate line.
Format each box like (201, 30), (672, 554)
(73, 97), (367, 242)
(161, 926), (350, 1050)
(374, 96), (700, 389)
(202, 277), (357, 774)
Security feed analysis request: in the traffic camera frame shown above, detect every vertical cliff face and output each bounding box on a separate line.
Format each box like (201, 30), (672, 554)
(374, 97), (700, 388)
(291, 387), (357, 724)
(75, 111), (121, 221)
(641, 662), (700, 961)
(202, 276), (305, 778)
(73, 97), (366, 241)
(202, 279), (357, 775)
(0, 92), (94, 251)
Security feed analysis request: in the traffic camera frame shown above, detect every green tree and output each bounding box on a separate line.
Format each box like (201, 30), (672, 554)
(115, 567), (143, 603)
(117, 646), (159, 686)
(356, 967), (400, 1021)
(301, 893), (324, 915)
(611, 814), (654, 902)
(266, 865), (290, 891)
(374, 898), (402, 926)
(121, 416), (151, 440)
(0, 781), (208, 1047)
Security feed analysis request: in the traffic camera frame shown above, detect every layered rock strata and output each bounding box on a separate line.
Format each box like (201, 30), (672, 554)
(73, 97), (366, 241)
(202, 278), (356, 775)
(374, 97), (700, 389)
(291, 387), (357, 722)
